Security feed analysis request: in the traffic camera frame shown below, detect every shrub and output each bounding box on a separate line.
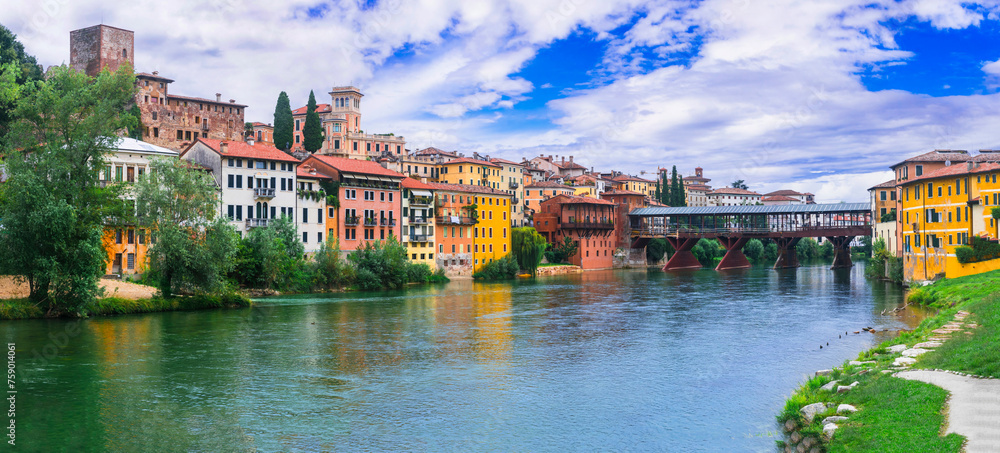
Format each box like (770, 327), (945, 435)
(406, 262), (433, 283)
(955, 237), (1000, 264)
(743, 239), (764, 263)
(691, 238), (722, 266)
(546, 236), (580, 264)
(428, 268), (450, 283)
(347, 235), (409, 291)
(473, 254), (519, 280)
(646, 238), (672, 263)
(312, 238), (354, 289)
(795, 238), (820, 261)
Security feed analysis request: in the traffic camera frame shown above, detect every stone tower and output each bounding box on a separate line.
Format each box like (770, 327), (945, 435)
(329, 86), (363, 133)
(70, 25), (134, 77)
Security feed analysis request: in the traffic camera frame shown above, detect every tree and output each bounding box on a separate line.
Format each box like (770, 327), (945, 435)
(660, 170), (670, 205)
(0, 64), (136, 312)
(670, 165), (685, 207)
(234, 216), (303, 290)
(272, 91), (293, 151)
(512, 227), (547, 276)
(302, 90), (323, 153)
(545, 236), (579, 264)
(992, 207), (1000, 238)
(743, 239), (764, 264)
(348, 236), (409, 291)
(135, 158), (237, 298)
(244, 121), (254, 138)
(646, 238), (672, 263)
(654, 179), (661, 203)
(731, 179), (749, 190)
(0, 24), (43, 142)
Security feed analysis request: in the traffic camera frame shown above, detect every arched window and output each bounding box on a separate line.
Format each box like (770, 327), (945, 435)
(256, 202), (261, 219)
(262, 202), (269, 218)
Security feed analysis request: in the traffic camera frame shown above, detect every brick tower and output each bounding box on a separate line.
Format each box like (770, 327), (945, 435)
(70, 25), (134, 77)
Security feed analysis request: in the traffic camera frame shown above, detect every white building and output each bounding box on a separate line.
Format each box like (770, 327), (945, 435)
(401, 177), (437, 269)
(180, 138), (300, 237)
(296, 164), (332, 256)
(707, 187), (762, 206)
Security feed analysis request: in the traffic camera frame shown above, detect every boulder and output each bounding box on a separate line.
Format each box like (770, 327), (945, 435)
(821, 416), (849, 425)
(913, 341), (942, 349)
(801, 437), (817, 449)
(837, 385), (852, 393)
(850, 381), (860, 387)
(820, 380), (840, 392)
(837, 404), (857, 414)
(823, 423), (838, 439)
(815, 369), (832, 377)
(783, 419), (797, 433)
(800, 402), (829, 423)
(887, 344), (907, 353)
(849, 360), (875, 366)
(790, 431), (802, 444)
(902, 348), (929, 358)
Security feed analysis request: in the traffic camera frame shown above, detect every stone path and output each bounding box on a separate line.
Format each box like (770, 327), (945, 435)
(888, 310), (1000, 453)
(896, 370), (1000, 453)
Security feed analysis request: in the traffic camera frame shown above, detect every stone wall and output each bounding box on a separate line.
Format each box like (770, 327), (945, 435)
(70, 25), (134, 77)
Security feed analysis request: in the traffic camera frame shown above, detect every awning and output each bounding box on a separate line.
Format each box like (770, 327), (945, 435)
(410, 189), (433, 197)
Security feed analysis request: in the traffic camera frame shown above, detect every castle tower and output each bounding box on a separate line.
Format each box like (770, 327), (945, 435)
(329, 86), (363, 133)
(70, 25), (134, 77)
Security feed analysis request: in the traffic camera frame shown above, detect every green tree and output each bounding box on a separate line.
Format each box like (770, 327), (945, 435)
(512, 227), (547, 276)
(244, 121), (254, 138)
(272, 91), (293, 151)
(545, 236), (579, 264)
(234, 216), (304, 290)
(0, 64), (136, 311)
(312, 238), (355, 289)
(660, 170), (670, 205)
(646, 238), (672, 263)
(670, 165), (685, 207)
(472, 254), (519, 280)
(743, 238), (764, 263)
(0, 24), (43, 141)
(302, 90), (324, 153)
(731, 179), (749, 190)
(135, 158), (238, 298)
(654, 179), (661, 203)
(348, 236), (409, 291)
(992, 207), (1000, 237)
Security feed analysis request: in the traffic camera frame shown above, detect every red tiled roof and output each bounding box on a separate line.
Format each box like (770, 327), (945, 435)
(136, 72), (174, 82)
(762, 195), (799, 202)
(414, 147), (458, 157)
(443, 157), (501, 168)
(187, 138), (299, 163)
(558, 161), (587, 170)
(292, 104), (333, 115)
(297, 165), (332, 180)
(401, 177), (436, 190)
(489, 157), (524, 166)
(167, 94), (247, 107)
(764, 189), (803, 197)
(251, 122), (272, 128)
(549, 194), (615, 205)
(308, 155), (406, 178)
(425, 182), (511, 196)
(612, 174), (653, 183)
(891, 150), (972, 168)
(903, 161), (1000, 184)
(869, 180), (896, 190)
(710, 187), (761, 196)
(527, 180), (574, 189)
(601, 189), (645, 197)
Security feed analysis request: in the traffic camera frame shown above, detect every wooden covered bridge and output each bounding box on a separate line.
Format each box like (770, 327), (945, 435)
(627, 203), (872, 271)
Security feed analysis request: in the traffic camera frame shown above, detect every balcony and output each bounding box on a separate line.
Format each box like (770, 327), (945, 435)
(245, 218), (270, 229)
(364, 218), (378, 227)
(410, 197), (432, 207)
(509, 181), (519, 189)
(254, 187), (275, 198)
(201, 122), (210, 131)
(561, 219), (614, 230)
(344, 216), (360, 226)
(410, 234), (429, 243)
(409, 216), (428, 225)
(380, 218), (397, 227)
(436, 215), (478, 225)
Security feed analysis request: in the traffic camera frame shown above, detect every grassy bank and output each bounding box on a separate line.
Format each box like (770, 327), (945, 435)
(0, 293), (252, 320)
(778, 270), (1000, 452)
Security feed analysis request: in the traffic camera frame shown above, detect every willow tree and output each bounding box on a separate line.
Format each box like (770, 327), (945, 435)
(512, 227), (547, 277)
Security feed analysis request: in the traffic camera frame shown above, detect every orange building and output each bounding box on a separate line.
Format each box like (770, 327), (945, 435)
(601, 189), (648, 249)
(534, 195), (617, 269)
(524, 180), (575, 220)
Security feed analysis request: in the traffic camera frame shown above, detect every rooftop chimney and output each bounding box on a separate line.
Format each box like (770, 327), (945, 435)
(569, 156), (574, 162)
(216, 93), (222, 102)
(220, 141), (229, 154)
(229, 99), (235, 103)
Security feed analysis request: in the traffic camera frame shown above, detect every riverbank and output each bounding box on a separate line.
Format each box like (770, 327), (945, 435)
(777, 270), (1000, 452)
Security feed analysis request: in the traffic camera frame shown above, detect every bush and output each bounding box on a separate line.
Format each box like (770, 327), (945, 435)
(795, 238), (821, 261)
(347, 235), (409, 291)
(743, 239), (764, 263)
(406, 262), (433, 283)
(546, 236), (579, 264)
(473, 254), (519, 280)
(647, 238), (672, 263)
(312, 238), (354, 289)
(763, 242), (778, 262)
(428, 268), (450, 283)
(955, 237), (1000, 264)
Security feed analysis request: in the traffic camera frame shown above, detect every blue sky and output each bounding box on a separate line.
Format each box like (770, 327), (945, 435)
(5, 0), (1000, 202)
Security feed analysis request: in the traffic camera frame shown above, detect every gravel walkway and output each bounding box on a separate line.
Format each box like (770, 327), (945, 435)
(896, 370), (1000, 453)
(0, 276), (157, 300)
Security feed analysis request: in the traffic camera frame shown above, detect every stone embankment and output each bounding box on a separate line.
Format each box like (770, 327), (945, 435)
(0, 276), (157, 300)
(535, 265), (582, 276)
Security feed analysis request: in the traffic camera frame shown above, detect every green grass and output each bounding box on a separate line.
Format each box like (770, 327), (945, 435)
(0, 293), (251, 320)
(829, 373), (964, 452)
(906, 269), (1000, 308)
(918, 294), (1000, 377)
(0, 298), (45, 320)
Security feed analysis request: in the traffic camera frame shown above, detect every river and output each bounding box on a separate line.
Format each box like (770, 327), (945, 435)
(3, 263), (926, 452)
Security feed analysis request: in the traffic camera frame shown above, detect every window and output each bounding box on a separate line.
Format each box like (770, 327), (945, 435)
(115, 229), (123, 244)
(228, 174), (235, 188)
(127, 253), (135, 270)
(228, 205), (235, 219)
(303, 208), (308, 223)
(237, 159), (243, 168)
(303, 232), (308, 243)
(915, 165), (923, 176)
(236, 175), (243, 189)
(318, 208), (323, 223)
(295, 120), (300, 131)
(236, 205), (243, 220)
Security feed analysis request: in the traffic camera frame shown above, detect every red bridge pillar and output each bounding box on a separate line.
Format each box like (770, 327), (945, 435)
(663, 237), (702, 270)
(716, 237), (751, 271)
(773, 237), (801, 269)
(827, 236), (853, 269)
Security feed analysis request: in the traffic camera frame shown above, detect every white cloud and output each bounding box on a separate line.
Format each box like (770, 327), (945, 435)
(4, 0), (1000, 203)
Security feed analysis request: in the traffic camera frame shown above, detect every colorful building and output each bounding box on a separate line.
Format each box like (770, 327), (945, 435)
(899, 160), (1000, 282)
(438, 157), (503, 190)
(611, 174), (656, 200)
(290, 86), (406, 158)
(300, 155), (405, 255)
(401, 178), (437, 269)
(533, 195), (617, 269)
(100, 137), (179, 275)
(524, 181), (576, 220)
(490, 157), (528, 227)
(429, 183), (513, 275)
(180, 138), (300, 238)
(890, 149), (974, 256)
(296, 164), (333, 256)
(869, 179), (898, 256)
(707, 187), (762, 206)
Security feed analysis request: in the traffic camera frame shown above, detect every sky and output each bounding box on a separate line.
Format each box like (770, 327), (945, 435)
(4, 0), (1000, 202)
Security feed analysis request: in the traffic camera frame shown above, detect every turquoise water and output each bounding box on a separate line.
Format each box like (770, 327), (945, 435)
(3, 264), (921, 452)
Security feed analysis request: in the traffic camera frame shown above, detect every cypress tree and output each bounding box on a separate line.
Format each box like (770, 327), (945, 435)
(272, 91), (293, 151)
(661, 170), (671, 205)
(670, 166), (684, 207)
(302, 90), (323, 153)
(655, 179), (661, 202)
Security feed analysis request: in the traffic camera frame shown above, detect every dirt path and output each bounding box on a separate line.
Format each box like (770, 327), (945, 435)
(0, 276), (157, 300)
(896, 370), (1000, 453)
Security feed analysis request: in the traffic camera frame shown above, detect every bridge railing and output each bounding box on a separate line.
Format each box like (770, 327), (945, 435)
(632, 223), (871, 236)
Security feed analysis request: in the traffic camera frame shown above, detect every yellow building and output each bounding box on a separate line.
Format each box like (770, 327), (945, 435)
(612, 174), (655, 200)
(438, 157), (503, 191)
(900, 161), (1000, 281)
(470, 187), (514, 270)
(428, 182), (513, 275)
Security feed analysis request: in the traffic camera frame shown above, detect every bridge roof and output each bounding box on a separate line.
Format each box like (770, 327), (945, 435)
(629, 202), (870, 216)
